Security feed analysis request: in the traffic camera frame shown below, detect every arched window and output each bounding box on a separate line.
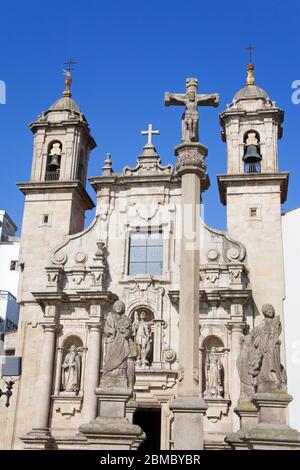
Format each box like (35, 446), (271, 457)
(45, 141), (62, 181)
(243, 131), (261, 174)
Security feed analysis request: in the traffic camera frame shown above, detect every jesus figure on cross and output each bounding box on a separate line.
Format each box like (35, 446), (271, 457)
(164, 78), (219, 143)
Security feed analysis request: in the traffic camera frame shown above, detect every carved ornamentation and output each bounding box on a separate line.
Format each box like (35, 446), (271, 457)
(163, 347), (177, 363)
(207, 249), (220, 261)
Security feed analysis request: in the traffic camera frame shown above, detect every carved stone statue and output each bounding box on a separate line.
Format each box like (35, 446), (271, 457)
(237, 304), (287, 399)
(61, 345), (81, 393)
(164, 78), (219, 143)
(133, 310), (152, 367)
(203, 347), (224, 398)
(101, 300), (132, 388)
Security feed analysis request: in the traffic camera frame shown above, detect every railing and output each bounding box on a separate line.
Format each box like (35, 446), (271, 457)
(45, 170), (60, 181)
(244, 163), (261, 174)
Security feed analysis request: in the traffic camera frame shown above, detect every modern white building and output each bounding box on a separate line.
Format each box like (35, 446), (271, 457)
(0, 211), (20, 347)
(282, 207), (300, 431)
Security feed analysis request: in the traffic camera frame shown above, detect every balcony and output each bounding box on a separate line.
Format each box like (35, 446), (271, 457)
(45, 170), (60, 181)
(244, 162), (261, 174)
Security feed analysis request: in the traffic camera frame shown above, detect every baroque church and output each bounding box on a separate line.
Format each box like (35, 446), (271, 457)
(0, 63), (299, 450)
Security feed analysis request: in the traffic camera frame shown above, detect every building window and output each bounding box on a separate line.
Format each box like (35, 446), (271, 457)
(250, 208), (257, 218)
(128, 231), (163, 276)
(10, 260), (19, 271)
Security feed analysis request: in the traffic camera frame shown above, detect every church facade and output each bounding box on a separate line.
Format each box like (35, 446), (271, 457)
(0, 65), (295, 450)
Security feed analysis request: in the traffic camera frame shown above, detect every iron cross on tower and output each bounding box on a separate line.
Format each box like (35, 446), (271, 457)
(164, 78), (219, 143)
(246, 45), (255, 63)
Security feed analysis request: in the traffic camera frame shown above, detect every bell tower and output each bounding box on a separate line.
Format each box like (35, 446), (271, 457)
(17, 70), (96, 301)
(218, 63), (288, 324)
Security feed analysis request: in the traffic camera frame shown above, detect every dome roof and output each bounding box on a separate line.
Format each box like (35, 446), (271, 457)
(233, 84), (270, 102)
(49, 96), (80, 113)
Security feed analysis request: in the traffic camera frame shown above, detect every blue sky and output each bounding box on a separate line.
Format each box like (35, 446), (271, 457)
(0, 0), (299, 233)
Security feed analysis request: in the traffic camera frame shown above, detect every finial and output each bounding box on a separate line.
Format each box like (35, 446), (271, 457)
(247, 63), (255, 86)
(102, 152), (113, 176)
(63, 58), (76, 98)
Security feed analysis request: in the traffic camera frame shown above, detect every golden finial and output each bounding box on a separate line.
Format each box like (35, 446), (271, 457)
(247, 63), (255, 86)
(63, 58), (76, 98)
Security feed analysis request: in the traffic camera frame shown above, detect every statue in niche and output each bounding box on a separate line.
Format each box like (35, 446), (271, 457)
(203, 347), (224, 398)
(61, 345), (82, 393)
(101, 300), (132, 388)
(237, 304), (287, 399)
(132, 310), (152, 367)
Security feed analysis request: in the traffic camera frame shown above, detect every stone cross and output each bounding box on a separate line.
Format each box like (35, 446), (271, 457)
(164, 78), (219, 142)
(141, 124), (160, 146)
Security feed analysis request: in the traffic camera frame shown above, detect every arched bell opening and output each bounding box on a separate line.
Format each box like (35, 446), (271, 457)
(45, 141), (62, 181)
(243, 130), (261, 174)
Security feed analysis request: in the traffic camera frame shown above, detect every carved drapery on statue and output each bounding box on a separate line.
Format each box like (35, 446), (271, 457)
(203, 347), (224, 398)
(237, 304), (287, 400)
(101, 300), (137, 389)
(61, 345), (82, 393)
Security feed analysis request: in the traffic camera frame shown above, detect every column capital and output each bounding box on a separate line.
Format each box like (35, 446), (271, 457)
(86, 322), (102, 332)
(39, 321), (60, 333)
(226, 321), (246, 334)
(175, 142), (209, 188)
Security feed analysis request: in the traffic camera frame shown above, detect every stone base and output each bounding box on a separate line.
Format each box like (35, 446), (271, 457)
(226, 392), (300, 450)
(21, 427), (56, 450)
(79, 417), (145, 450)
(225, 400), (258, 450)
(243, 392), (300, 450)
(170, 396), (207, 450)
(78, 386), (145, 450)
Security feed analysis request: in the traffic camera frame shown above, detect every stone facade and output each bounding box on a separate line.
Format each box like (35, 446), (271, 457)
(0, 66), (298, 450)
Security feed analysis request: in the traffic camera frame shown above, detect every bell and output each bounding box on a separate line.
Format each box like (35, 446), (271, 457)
(47, 154), (60, 171)
(243, 144), (261, 163)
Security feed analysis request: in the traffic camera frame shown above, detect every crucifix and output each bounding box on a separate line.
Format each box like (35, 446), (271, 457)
(141, 123), (160, 146)
(164, 78), (219, 143)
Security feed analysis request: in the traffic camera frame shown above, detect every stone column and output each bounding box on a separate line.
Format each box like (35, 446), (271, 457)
(169, 142), (209, 450)
(227, 319), (245, 431)
(82, 323), (102, 422)
(53, 347), (64, 395)
(32, 322), (57, 433)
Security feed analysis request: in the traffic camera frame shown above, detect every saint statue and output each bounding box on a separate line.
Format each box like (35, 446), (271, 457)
(133, 310), (152, 367)
(61, 345), (81, 393)
(203, 347), (224, 398)
(101, 300), (132, 388)
(237, 304), (287, 399)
